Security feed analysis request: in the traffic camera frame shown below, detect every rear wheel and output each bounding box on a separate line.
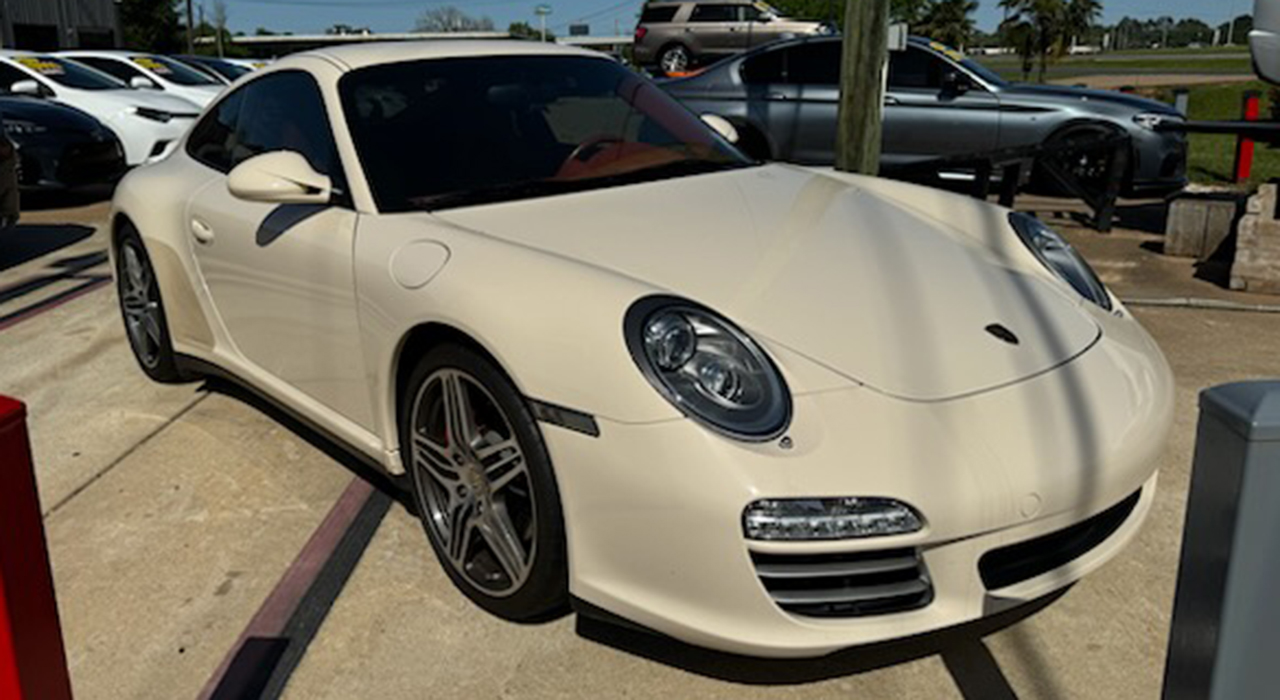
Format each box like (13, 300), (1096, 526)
(401, 343), (568, 621)
(115, 225), (188, 382)
(659, 44), (691, 75)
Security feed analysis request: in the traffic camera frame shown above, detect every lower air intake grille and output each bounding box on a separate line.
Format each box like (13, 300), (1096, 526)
(751, 548), (932, 618)
(979, 489), (1141, 591)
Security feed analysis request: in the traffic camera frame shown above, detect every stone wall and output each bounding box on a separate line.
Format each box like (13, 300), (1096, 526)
(1231, 184), (1280, 294)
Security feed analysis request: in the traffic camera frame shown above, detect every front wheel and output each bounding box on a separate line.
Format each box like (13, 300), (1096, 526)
(400, 344), (568, 621)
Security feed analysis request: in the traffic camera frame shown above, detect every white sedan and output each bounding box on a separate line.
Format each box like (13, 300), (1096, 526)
(59, 51), (224, 108)
(110, 41), (1173, 658)
(0, 52), (201, 166)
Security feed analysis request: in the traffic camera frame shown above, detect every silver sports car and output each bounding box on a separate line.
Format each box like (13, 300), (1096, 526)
(662, 36), (1188, 197)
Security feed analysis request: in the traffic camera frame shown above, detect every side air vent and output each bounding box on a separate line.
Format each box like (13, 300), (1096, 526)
(751, 548), (932, 618)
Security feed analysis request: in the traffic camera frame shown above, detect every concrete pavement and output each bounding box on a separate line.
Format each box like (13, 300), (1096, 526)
(3, 195), (1278, 699)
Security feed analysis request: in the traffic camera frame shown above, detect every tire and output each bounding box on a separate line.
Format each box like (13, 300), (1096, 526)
(115, 224), (189, 383)
(1030, 123), (1127, 198)
(400, 343), (568, 621)
(658, 44), (691, 76)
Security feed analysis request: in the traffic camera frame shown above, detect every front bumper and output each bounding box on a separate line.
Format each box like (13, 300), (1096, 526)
(1128, 127), (1187, 197)
(542, 308), (1172, 657)
(16, 133), (126, 190)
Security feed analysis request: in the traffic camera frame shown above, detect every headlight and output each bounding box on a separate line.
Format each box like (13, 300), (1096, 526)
(3, 119), (47, 135)
(134, 107), (173, 123)
(1133, 112), (1179, 130)
(1008, 212), (1112, 310)
(625, 296), (791, 441)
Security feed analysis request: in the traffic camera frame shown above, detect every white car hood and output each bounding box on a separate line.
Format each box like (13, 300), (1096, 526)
(96, 88), (201, 114)
(435, 164), (1100, 401)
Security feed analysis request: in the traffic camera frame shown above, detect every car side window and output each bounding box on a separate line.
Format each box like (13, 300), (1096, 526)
(75, 57), (145, 84)
(690, 4), (737, 21)
(0, 63), (30, 91)
(782, 42), (840, 85)
(639, 5), (678, 23)
(740, 4), (763, 21)
(231, 71), (340, 179)
(888, 47), (944, 90)
(741, 48), (787, 84)
(186, 87), (245, 172)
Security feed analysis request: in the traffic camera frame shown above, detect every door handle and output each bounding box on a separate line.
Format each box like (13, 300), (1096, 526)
(884, 96), (900, 106)
(191, 218), (214, 245)
(767, 92), (790, 100)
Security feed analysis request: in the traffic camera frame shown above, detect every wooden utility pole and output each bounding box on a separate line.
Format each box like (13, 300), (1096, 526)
(834, 0), (890, 175)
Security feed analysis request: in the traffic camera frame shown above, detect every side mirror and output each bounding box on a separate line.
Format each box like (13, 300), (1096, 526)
(130, 76), (158, 90)
(701, 113), (740, 144)
(942, 71), (970, 95)
(756, 12), (775, 22)
(228, 151), (332, 204)
(10, 80), (42, 97)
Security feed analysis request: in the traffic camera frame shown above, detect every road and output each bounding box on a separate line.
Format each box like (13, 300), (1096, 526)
(2, 196), (1278, 698)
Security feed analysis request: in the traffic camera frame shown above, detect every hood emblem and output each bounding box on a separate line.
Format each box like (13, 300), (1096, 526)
(985, 323), (1020, 345)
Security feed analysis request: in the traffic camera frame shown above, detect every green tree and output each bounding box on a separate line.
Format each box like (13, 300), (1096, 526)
(119, 0), (182, 53)
(1063, 0), (1101, 49)
(416, 6), (495, 32)
(508, 21), (555, 41)
(917, 0), (977, 47)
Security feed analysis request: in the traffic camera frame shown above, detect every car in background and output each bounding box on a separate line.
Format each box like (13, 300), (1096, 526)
(59, 51), (224, 108)
(1252, 0), (1280, 83)
(171, 55), (252, 85)
(634, 0), (827, 75)
(0, 52), (201, 166)
(662, 35), (1188, 197)
(0, 95), (125, 191)
(223, 57), (273, 71)
(0, 114), (17, 229)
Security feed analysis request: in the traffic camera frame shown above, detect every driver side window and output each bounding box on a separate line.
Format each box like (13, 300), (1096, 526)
(888, 47), (944, 90)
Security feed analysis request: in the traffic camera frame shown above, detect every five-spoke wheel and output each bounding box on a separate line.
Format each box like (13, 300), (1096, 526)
(402, 344), (567, 619)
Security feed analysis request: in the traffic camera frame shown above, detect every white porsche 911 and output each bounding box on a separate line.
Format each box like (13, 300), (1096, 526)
(111, 41), (1173, 657)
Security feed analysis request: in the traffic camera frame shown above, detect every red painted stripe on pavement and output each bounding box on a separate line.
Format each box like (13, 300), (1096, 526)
(197, 477), (375, 700)
(0, 278), (111, 332)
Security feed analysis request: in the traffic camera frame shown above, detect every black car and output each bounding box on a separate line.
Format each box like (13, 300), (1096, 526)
(0, 95), (126, 191)
(663, 35), (1187, 197)
(171, 55), (252, 84)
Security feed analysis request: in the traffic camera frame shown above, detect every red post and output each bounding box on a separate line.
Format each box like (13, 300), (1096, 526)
(1234, 90), (1262, 183)
(0, 396), (73, 700)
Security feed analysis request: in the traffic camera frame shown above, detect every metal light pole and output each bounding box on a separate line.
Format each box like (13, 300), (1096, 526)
(535, 4), (552, 42)
(186, 0), (194, 53)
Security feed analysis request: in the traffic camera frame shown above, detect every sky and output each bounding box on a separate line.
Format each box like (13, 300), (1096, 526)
(213, 0), (1256, 38)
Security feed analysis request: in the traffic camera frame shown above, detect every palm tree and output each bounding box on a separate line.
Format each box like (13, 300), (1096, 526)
(1063, 0), (1102, 50)
(999, 0), (1070, 82)
(918, 0), (979, 48)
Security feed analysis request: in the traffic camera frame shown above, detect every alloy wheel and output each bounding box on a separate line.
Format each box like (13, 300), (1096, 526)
(661, 46), (689, 74)
(119, 241), (163, 369)
(409, 368), (537, 596)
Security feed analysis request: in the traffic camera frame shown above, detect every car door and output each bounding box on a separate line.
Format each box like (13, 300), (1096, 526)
(783, 40), (842, 164)
(881, 46), (999, 168)
(687, 4), (748, 56)
(184, 70), (374, 429)
(738, 46), (803, 160)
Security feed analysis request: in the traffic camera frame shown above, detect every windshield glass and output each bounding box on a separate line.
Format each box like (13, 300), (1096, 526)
(921, 40), (1007, 87)
(132, 55), (221, 86)
(11, 55), (127, 90)
(339, 56), (752, 212)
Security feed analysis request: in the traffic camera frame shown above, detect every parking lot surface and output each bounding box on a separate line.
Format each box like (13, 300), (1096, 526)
(3, 196), (1279, 699)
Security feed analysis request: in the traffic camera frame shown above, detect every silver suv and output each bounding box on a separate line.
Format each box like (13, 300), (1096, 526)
(633, 0), (827, 75)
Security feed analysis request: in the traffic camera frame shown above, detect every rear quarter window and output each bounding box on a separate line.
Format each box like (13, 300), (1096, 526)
(640, 6), (679, 23)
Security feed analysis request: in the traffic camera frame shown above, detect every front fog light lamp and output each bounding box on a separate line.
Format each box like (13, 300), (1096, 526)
(743, 497), (923, 541)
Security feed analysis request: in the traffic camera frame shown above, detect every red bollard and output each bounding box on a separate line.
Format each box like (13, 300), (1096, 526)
(0, 396), (73, 700)
(1234, 90), (1262, 183)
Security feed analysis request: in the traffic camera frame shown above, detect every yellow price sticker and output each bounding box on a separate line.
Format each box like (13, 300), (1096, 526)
(131, 56), (173, 74)
(15, 56), (64, 75)
(929, 41), (966, 63)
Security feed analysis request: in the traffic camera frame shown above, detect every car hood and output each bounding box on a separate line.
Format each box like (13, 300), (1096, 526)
(999, 83), (1180, 115)
(95, 88), (202, 115)
(0, 96), (104, 132)
(435, 164), (1100, 401)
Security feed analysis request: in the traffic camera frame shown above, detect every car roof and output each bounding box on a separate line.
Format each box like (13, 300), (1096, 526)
(282, 39), (606, 72)
(58, 50), (147, 57)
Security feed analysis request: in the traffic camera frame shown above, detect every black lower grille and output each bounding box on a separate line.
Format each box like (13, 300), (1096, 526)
(751, 548), (932, 618)
(979, 489), (1141, 590)
(57, 141), (125, 186)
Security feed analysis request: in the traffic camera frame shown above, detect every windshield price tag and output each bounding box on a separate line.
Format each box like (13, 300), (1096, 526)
(16, 56), (64, 75)
(131, 56), (173, 74)
(929, 41), (967, 63)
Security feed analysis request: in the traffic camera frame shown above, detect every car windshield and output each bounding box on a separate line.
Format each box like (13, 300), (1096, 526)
(339, 55), (753, 212)
(132, 55), (221, 86)
(920, 40), (1007, 87)
(10, 55), (127, 90)
(202, 59), (251, 81)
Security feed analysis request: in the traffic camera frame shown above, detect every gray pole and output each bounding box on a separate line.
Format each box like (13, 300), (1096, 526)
(186, 0), (194, 53)
(834, 0), (890, 175)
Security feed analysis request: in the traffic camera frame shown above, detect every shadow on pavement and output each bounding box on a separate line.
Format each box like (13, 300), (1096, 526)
(577, 587), (1068, 693)
(19, 186), (114, 212)
(0, 224), (95, 272)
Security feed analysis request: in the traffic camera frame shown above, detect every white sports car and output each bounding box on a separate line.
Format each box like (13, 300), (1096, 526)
(111, 41), (1173, 658)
